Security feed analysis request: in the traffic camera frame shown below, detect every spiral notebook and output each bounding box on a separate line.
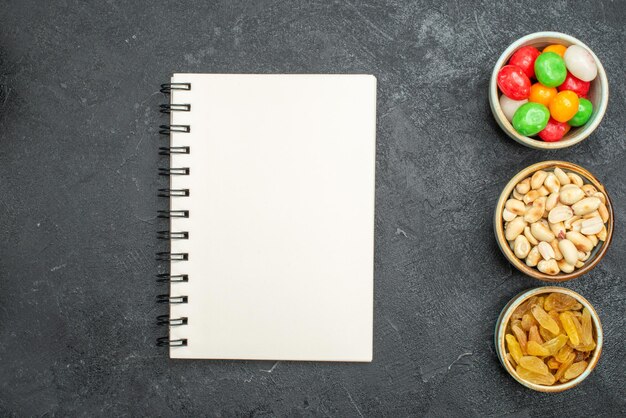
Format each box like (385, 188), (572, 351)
(158, 74), (376, 361)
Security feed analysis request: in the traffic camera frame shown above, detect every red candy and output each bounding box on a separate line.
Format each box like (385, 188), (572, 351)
(509, 46), (541, 79)
(497, 65), (531, 100)
(558, 72), (590, 98)
(538, 118), (570, 142)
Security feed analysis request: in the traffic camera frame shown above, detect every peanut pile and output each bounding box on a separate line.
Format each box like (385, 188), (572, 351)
(503, 167), (609, 275)
(505, 292), (595, 386)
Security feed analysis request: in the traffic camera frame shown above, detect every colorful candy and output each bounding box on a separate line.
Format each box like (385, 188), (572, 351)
(534, 52), (567, 88)
(512, 102), (550, 136)
(543, 44), (567, 57)
(500, 95), (528, 122)
(549, 91), (579, 123)
(509, 46), (541, 79)
(528, 83), (557, 107)
(498, 65), (531, 100)
(568, 98), (593, 127)
(497, 41), (599, 142)
(564, 45), (598, 82)
(538, 118), (570, 142)
(558, 72), (590, 97)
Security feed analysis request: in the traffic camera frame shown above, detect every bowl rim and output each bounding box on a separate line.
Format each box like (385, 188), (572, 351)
(495, 286), (603, 392)
(489, 31), (609, 150)
(494, 160), (614, 282)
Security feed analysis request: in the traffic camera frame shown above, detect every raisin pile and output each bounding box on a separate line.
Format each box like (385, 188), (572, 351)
(505, 292), (595, 385)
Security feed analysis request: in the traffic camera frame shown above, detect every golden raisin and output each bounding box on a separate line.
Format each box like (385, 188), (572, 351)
(544, 293), (582, 312)
(564, 361), (588, 380)
(528, 325), (544, 344)
(542, 334), (569, 356)
(521, 313), (537, 331)
(560, 311), (581, 346)
(554, 352), (576, 381)
(555, 344), (574, 363)
(511, 324), (528, 354)
(519, 356), (550, 376)
(506, 334), (523, 364)
(547, 358), (560, 370)
(504, 292), (597, 386)
(512, 296), (538, 320)
(580, 308), (594, 346)
(531, 305), (560, 335)
(516, 366), (556, 386)
(527, 341), (550, 357)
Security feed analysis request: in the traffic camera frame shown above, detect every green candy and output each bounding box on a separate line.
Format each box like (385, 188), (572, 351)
(512, 102), (550, 136)
(534, 52), (567, 88)
(568, 98), (593, 127)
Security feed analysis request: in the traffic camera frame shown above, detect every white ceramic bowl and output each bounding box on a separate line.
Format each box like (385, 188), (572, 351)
(489, 32), (608, 149)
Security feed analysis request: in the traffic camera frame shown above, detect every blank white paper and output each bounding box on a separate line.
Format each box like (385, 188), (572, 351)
(167, 74), (376, 361)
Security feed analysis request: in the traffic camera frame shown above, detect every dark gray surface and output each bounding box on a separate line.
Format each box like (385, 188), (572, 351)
(0, 0), (624, 416)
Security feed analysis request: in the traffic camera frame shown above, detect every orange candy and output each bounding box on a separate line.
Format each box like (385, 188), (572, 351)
(549, 91), (579, 122)
(543, 44), (567, 57)
(529, 83), (558, 107)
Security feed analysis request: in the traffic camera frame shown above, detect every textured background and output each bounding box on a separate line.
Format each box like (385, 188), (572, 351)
(0, 0), (624, 416)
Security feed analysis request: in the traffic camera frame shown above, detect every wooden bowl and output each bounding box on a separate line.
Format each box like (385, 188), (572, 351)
(495, 287), (603, 392)
(494, 161), (614, 282)
(489, 32), (608, 149)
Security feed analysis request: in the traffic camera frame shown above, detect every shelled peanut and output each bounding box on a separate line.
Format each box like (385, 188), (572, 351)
(505, 293), (595, 386)
(503, 167), (609, 275)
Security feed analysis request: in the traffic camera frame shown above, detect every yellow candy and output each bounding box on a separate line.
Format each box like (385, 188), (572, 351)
(549, 90), (579, 123)
(529, 82), (557, 107)
(543, 44), (567, 57)
(531, 305), (560, 335)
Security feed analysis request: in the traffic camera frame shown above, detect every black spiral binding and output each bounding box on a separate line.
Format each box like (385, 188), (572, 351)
(160, 104), (191, 113)
(160, 82), (191, 93)
(159, 146), (190, 156)
(158, 188), (190, 197)
(157, 82), (191, 348)
(157, 231), (189, 240)
(159, 124), (190, 134)
(157, 210), (189, 218)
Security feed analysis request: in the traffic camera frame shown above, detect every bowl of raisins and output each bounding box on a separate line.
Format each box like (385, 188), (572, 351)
(495, 287), (602, 392)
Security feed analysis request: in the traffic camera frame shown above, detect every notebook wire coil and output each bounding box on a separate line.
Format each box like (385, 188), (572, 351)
(159, 146), (190, 156)
(160, 104), (191, 113)
(158, 188), (189, 197)
(159, 124), (190, 134)
(160, 83), (191, 93)
(157, 81), (191, 348)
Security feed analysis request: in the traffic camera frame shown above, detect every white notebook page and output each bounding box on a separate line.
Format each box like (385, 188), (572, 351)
(168, 74), (376, 361)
